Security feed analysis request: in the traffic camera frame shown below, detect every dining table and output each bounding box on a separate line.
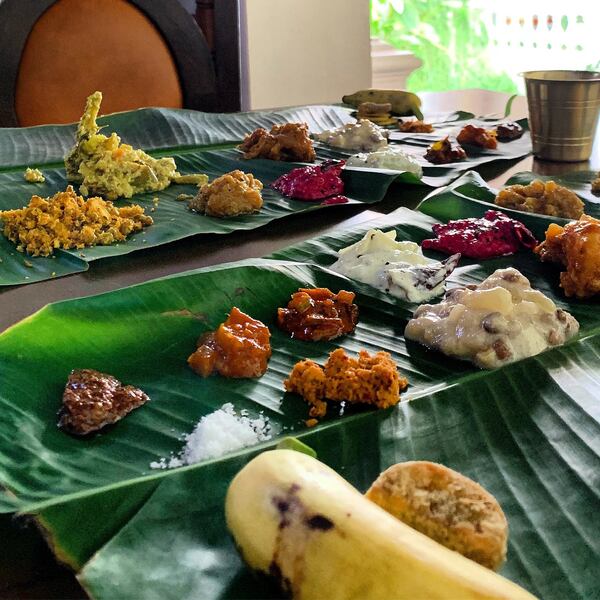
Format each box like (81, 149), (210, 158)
(0, 88), (598, 599)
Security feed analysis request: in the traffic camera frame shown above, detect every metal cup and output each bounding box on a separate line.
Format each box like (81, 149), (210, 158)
(523, 70), (600, 162)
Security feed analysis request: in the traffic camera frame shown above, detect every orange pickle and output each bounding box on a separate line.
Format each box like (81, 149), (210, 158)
(188, 307), (271, 378)
(277, 287), (359, 342)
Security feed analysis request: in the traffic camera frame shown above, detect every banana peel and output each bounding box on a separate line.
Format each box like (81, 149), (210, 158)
(343, 89), (424, 120)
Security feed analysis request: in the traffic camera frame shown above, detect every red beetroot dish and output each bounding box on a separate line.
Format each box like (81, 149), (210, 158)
(272, 160), (346, 201)
(422, 210), (537, 259)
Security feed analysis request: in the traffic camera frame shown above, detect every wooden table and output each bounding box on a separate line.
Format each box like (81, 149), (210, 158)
(1, 89), (598, 599)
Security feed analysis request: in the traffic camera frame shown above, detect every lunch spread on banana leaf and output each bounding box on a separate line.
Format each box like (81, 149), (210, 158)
(53, 190), (594, 441)
(1, 86), (599, 600)
(0, 87), (540, 284)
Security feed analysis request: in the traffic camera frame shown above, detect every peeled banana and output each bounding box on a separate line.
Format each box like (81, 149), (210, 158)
(225, 450), (537, 600)
(343, 89), (424, 120)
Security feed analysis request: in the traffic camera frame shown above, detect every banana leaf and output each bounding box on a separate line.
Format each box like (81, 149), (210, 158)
(0, 147), (390, 287)
(79, 340), (600, 600)
(1, 195), (600, 598)
(0, 108), (532, 287)
(417, 170), (600, 239)
(0, 105), (353, 170)
(318, 117), (532, 188)
(506, 170), (600, 204)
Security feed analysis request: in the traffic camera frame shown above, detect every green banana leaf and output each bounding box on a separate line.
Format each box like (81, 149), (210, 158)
(0, 107), (532, 287)
(318, 117), (532, 188)
(80, 340), (600, 600)
(0, 147), (390, 287)
(417, 170), (600, 239)
(506, 170), (600, 204)
(1, 197), (600, 598)
(0, 104), (360, 286)
(0, 105), (353, 170)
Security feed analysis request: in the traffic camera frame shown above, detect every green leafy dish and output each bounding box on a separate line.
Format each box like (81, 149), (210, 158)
(1, 189), (599, 598)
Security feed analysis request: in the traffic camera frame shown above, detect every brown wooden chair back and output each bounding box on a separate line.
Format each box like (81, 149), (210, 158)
(0, 0), (219, 126)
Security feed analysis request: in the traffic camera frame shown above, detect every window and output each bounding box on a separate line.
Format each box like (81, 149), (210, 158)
(371, 0), (599, 93)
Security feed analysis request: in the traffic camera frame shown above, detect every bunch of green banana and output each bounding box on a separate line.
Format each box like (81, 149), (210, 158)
(343, 89), (424, 120)
(226, 449), (537, 600)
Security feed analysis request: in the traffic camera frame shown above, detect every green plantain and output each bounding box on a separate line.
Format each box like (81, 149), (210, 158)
(343, 89), (424, 120)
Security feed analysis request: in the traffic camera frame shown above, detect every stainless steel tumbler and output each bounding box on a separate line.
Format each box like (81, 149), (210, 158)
(523, 70), (600, 162)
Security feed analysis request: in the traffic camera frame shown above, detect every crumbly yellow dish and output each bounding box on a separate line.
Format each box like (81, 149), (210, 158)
(0, 185), (153, 257)
(65, 92), (206, 201)
(23, 167), (45, 183)
(284, 348), (407, 420)
(495, 179), (584, 219)
(189, 170), (263, 217)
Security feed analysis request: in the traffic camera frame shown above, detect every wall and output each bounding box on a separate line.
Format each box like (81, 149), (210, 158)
(240, 0), (371, 110)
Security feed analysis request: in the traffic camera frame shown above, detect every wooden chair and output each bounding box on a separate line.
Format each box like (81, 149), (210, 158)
(0, 0), (241, 126)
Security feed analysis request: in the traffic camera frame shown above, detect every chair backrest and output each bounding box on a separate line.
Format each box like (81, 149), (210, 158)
(0, 0), (219, 126)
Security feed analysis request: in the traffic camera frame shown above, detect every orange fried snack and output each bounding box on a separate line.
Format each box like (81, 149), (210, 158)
(535, 215), (600, 299)
(238, 123), (316, 162)
(284, 348), (408, 419)
(189, 170), (263, 217)
(277, 288), (358, 342)
(188, 307), (271, 378)
(398, 119), (434, 133)
(457, 124), (497, 149)
(357, 102), (396, 126)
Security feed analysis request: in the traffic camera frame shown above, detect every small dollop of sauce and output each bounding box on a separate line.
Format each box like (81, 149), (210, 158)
(188, 307), (271, 378)
(424, 136), (466, 164)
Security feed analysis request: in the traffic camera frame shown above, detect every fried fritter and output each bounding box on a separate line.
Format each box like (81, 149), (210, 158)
(357, 102), (396, 126)
(535, 215), (600, 298)
(239, 123), (316, 162)
(189, 170), (263, 217)
(366, 461), (508, 571)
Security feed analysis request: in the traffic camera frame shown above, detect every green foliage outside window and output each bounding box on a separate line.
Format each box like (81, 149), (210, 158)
(371, 0), (518, 93)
